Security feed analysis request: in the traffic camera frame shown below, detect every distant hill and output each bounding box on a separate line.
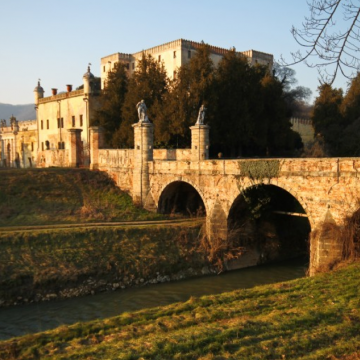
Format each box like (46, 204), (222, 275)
(0, 103), (36, 121)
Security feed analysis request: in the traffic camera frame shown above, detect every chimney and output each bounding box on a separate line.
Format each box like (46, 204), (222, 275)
(66, 84), (73, 92)
(51, 88), (58, 96)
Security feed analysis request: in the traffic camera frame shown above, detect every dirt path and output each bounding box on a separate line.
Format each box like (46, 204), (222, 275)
(0, 217), (205, 233)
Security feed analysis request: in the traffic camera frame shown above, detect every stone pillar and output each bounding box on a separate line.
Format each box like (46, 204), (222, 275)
(190, 124), (210, 161)
(89, 126), (104, 170)
(132, 122), (154, 206)
(309, 208), (344, 275)
(67, 129), (83, 168)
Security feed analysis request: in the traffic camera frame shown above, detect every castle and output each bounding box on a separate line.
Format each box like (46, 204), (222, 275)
(100, 38), (274, 89)
(0, 39), (312, 168)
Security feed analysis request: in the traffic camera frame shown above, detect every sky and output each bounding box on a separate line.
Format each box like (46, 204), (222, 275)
(0, 0), (351, 106)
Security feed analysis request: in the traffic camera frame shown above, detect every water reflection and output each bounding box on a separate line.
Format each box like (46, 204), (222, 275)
(0, 258), (307, 340)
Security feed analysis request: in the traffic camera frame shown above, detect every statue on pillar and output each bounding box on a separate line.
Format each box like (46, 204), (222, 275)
(196, 104), (206, 125)
(136, 100), (150, 123)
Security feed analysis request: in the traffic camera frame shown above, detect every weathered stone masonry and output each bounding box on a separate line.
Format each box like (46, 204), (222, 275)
(92, 123), (360, 275)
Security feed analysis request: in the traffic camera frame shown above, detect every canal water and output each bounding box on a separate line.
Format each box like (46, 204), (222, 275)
(0, 258), (307, 341)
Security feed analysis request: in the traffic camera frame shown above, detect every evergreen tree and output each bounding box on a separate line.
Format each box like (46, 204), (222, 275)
(114, 53), (169, 147)
(163, 42), (216, 148)
(260, 74), (302, 156)
(94, 63), (128, 147)
(312, 84), (344, 155)
(339, 73), (360, 155)
(211, 50), (265, 156)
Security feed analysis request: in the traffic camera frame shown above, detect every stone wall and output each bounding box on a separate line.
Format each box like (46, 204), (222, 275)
(98, 149), (134, 194)
(37, 149), (69, 168)
(290, 118), (315, 147)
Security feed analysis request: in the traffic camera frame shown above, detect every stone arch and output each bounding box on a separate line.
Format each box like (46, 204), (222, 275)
(269, 179), (314, 229)
(232, 178), (314, 229)
(157, 179), (207, 217)
(227, 183), (311, 268)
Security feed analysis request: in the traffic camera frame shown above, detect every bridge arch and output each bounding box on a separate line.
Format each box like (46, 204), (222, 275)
(157, 180), (207, 216)
(227, 178), (314, 229)
(227, 183), (311, 268)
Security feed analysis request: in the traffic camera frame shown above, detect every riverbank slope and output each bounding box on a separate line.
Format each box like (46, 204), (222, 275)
(1, 261), (359, 359)
(0, 169), (210, 307)
(0, 168), (164, 226)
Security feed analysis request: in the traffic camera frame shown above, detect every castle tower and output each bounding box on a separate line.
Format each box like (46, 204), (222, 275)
(83, 64), (94, 95)
(33, 80), (44, 106)
(132, 117), (154, 206)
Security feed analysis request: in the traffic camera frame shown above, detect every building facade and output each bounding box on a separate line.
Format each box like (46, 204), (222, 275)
(34, 66), (100, 167)
(0, 116), (37, 168)
(100, 39), (274, 89)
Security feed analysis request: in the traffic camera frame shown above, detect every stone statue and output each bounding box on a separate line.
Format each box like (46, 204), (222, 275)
(136, 100), (149, 123)
(196, 104), (206, 125)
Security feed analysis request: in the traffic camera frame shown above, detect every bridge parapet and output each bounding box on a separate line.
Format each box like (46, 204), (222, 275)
(147, 157), (360, 177)
(153, 149), (191, 161)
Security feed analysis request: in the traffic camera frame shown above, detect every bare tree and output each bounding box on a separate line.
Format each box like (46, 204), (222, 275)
(284, 0), (360, 84)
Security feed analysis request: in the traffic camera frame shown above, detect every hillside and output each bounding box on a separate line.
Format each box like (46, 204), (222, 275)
(0, 103), (35, 121)
(0, 168), (164, 226)
(0, 261), (359, 359)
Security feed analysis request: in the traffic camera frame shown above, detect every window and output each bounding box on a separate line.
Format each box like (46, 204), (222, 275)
(173, 70), (177, 80)
(158, 55), (161, 62)
(126, 63), (129, 70)
(31, 142), (34, 152)
(46, 119), (49, 129)
(61, 118), (64, 128)
(103, 65), (105, 72)
(41, 120), (43, 130)
(45, 141), (50, 150)
(173, 51), (176, 59)
(132, 62), (135, 70)
(57, 118), (60, 128)
(188, 50), (191, 59)
(72, 116), (75, 127)
(80, 114), (83, 127)
(58, 142), (65, 150)
(41, 142), (44, 151)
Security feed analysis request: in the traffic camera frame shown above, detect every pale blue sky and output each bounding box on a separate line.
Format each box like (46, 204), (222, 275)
(0, 0), (350, 105)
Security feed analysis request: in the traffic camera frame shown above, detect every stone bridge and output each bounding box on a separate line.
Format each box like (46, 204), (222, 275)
(89, 123), (360, 274)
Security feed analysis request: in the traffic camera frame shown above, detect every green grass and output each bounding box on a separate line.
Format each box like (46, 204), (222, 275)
(0, 168), (164, 226)
(0, 224), (204, 304)
(1, 261), (360, 359)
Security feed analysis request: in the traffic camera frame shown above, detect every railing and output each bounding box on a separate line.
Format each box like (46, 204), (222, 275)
(38, 89), (84, 104)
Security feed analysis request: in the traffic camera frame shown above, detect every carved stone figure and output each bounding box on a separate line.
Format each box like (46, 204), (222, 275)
(196, 104), (206, 125)
(136, 100), (149, 123)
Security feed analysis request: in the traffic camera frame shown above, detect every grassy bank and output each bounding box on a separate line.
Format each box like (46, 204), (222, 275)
(0, 168), (164, 226)
(0, 222), (205, 306)
(0, 261), (359, 359)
